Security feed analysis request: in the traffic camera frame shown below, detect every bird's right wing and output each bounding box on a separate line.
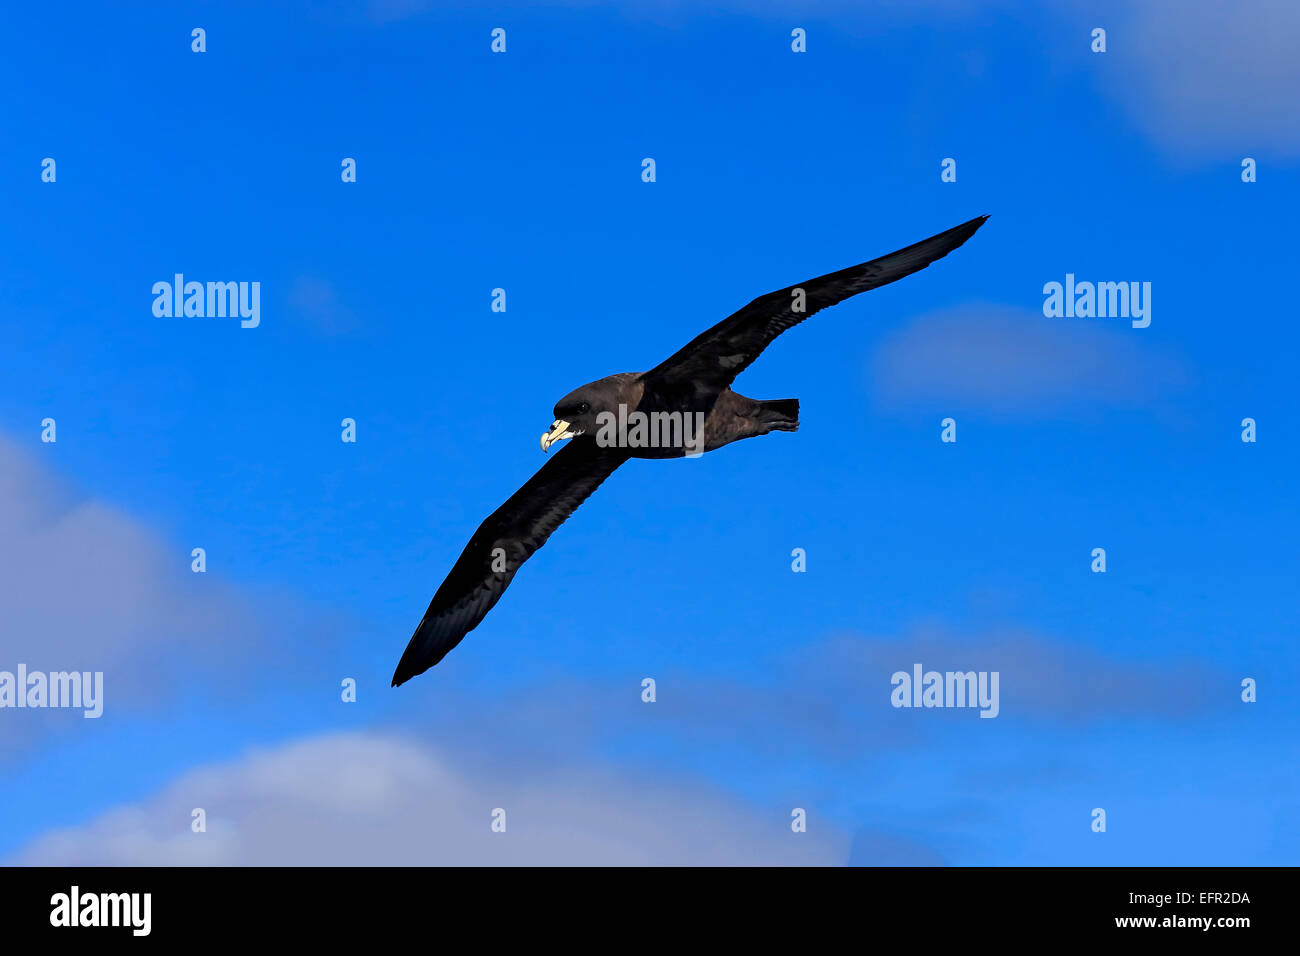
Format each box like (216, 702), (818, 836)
(392, 438), (630, 686)
(642, 216), (988, 392)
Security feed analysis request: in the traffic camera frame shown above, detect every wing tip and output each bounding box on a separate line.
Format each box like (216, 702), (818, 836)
(390, 663), (415, 688)
(941, 214), (990, 249)
(390, 635), (430, 687)
(392, 612), (468, 687)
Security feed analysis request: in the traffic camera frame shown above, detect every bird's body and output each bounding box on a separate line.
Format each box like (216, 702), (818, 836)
(392, 215), (989, 686)
(546, 372), (800, 459)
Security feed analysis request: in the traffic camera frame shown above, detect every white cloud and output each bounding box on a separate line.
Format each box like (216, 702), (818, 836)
(11, 731), (845, 865)
(0, 438), (250, 669)
(1091, 0), (1300, 160)
(0, 436), (341, 761)
(871, 304), (1188, 415)
(355, 0), (1300, 160)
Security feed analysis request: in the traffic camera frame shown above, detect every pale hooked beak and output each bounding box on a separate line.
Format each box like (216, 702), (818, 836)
(540, 419), (574, 452)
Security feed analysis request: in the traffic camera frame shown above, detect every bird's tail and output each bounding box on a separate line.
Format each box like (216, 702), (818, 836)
(757, 398), (799, 432)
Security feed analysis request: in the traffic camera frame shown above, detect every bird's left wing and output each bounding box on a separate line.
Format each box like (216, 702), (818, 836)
(642, 215), (988, 392)
(392, 438), (630, 686)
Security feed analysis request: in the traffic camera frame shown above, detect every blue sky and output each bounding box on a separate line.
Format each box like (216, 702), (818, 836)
(1, 0), (1297, 864)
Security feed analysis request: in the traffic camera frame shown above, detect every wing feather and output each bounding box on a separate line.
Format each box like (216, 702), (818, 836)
(643, 216), (988, 391)
(392, 438), (629, 685)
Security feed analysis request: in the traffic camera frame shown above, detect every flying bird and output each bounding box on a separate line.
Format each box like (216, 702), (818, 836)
(392, 215), (988, 686)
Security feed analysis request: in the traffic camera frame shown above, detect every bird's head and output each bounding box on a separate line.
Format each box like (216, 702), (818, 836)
(540, 376), (630, 451)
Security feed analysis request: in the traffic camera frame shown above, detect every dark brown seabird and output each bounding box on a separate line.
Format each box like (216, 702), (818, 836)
(393, 215), (988, 686)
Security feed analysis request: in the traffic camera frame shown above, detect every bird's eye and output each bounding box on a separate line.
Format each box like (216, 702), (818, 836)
(577, 402), (590, 414)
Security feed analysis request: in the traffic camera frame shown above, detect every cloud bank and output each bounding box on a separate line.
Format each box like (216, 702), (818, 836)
(870, 305), (1188, 416)
(0, 436), (342, 764)
(11, 731), (845, 865)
